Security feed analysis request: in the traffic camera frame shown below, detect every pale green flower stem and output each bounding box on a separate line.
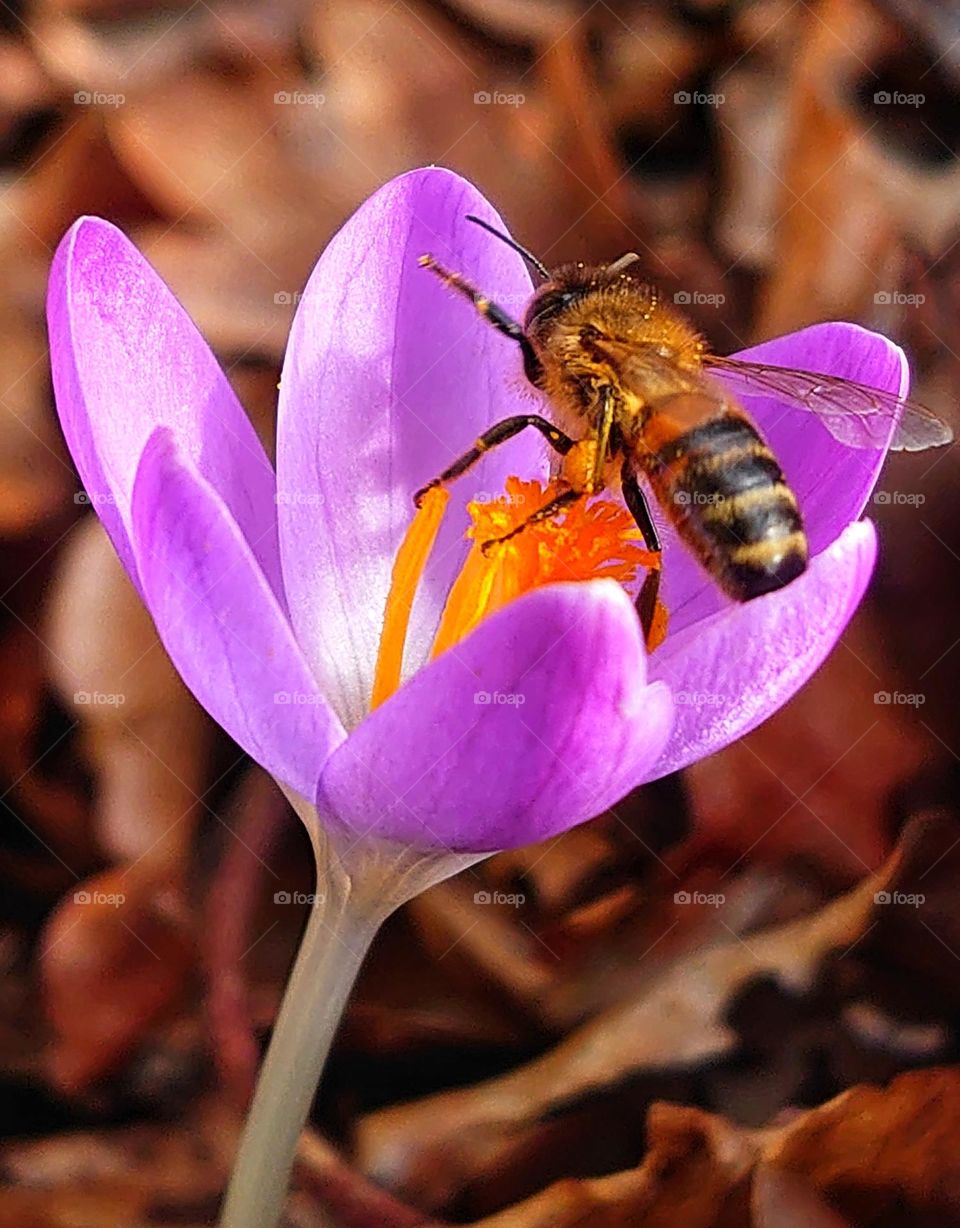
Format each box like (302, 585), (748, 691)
(219, 790), (480, 1228)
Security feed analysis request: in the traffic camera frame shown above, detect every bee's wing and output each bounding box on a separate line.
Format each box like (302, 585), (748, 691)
(704, 355), (953, 452)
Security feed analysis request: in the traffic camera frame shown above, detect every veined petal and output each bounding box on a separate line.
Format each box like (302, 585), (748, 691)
(130, 428), (344, 797)
(661, 322), (906, 634)
(316, 580), (674, 852)
(48, 217), (283, 600)
(647, 519), (876, 779)
(277, 167), (544, 729)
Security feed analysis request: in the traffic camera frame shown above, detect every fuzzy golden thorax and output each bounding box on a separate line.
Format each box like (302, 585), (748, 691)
(524, 265), (707, 438)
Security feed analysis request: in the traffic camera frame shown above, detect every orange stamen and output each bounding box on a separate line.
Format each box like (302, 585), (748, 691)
(370, 486), (449, 709)
(373, 477), (669, 710)
(436, 476), (667, 655)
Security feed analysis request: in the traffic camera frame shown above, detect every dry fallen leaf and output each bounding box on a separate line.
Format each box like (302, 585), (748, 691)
(354, 857), (885, 1211)
(466, 1065), (960, 1227)
(40, 865), (194, 1093)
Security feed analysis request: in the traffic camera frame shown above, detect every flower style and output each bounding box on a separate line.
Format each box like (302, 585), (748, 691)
(48, 167), (902, 855)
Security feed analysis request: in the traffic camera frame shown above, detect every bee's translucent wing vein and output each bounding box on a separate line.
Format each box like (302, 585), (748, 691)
(704, 356), (953, 453)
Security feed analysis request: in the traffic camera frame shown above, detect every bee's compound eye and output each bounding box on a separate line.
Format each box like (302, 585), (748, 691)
(527, 287), (580, 329)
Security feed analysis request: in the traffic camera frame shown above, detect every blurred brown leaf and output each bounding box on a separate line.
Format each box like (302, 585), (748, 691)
(41, 866), (193, 1092)
(467, 1065), (960, 1226)
(354, 857), (883, 1211)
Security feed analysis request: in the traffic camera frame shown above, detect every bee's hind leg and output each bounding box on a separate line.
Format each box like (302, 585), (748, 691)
(621, 468), (663, 644)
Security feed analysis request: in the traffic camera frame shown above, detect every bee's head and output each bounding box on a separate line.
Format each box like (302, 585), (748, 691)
(523, 268), (591, 335)
(524, 254), (642, 339)
(462, 216), (644, 341)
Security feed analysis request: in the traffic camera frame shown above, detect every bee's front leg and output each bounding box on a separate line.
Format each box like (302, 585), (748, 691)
(414, 416), (576, 506)
(418, 255), (544, 385)
(477, 428), (602, 552)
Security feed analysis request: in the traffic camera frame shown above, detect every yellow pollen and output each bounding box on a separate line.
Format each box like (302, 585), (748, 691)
(371, 476), (668, 709)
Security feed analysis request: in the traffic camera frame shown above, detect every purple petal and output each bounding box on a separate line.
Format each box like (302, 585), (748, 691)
(661, 322), (906, 634)
(647, 519), (876, 779)
(277, 167), (545, 728)
(130, 428), (344, 798)
(48, 217), (283, 600)
(316, 581), (674, 852)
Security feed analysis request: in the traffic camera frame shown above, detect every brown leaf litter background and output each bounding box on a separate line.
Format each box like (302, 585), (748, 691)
(1, 0), (960, 1223)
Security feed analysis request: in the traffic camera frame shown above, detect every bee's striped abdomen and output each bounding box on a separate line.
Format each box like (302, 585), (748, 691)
(647, 412), (808, 601)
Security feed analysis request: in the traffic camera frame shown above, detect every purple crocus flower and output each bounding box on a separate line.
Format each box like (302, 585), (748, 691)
(48, 167), (896, 854)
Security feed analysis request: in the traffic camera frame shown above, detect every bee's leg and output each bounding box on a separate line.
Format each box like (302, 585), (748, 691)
(481, 487), (583, 553)
(621, 469), (662, 642)
(590, 386), (616, 492)
(621, 471), (661, 553)
(418, 254), (544, 385)
(414, 416), (575, 506)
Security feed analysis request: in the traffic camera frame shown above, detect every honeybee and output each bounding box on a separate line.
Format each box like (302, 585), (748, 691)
(415, 217), (952, 638)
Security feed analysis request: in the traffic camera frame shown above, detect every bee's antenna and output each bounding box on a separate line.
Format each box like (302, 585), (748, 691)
(465, 214), (550, 281)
